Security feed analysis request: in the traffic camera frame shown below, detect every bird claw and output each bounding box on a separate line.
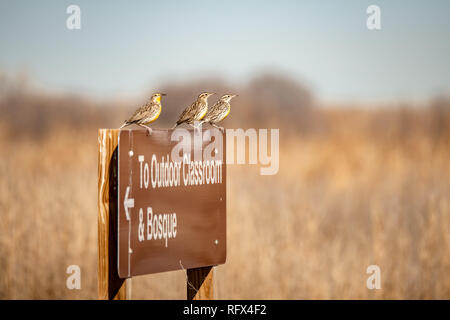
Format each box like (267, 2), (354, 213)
(144, 127), (152, 136)
(212, 124), (224, 133)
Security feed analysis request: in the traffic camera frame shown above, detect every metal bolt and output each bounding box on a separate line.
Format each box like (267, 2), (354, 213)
(129, 150), (134, 157)
(214, 240), (219, 245)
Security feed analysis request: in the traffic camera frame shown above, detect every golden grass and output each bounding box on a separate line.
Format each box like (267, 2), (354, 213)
(0, 107), (449, 299)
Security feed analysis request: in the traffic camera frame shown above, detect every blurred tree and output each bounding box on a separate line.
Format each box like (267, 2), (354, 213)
(245, 72), (315, 131)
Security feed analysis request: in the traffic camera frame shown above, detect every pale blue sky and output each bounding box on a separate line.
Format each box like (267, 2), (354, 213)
(1, 0), (449, 102)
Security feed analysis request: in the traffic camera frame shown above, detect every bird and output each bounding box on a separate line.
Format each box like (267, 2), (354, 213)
(172, 92), (215, 129)
(202, 94), (237, 131)
(119, 93), (166, 134)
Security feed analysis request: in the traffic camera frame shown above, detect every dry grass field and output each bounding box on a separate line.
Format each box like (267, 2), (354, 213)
(0, 77), (449, 299)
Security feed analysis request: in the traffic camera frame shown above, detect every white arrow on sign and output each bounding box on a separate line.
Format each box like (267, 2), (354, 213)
(123, 186), (134, 221)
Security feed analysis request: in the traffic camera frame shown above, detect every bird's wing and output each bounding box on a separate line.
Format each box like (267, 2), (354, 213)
(136, 103), (161, 124)
(203, 101), (219, 122)
(205, 101), (228, 122)
(177, 101), (198, 124)
(150, 104), (161, 118)
(141, 104), (161, 122)
(126, 104), (150, 123)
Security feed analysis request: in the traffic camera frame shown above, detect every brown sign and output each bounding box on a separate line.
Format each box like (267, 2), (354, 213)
(117, 128), (226, 278)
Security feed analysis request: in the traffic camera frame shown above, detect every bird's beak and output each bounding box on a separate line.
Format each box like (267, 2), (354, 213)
(232, 94), (238, 98)
(209, 93), (216, 96)
(160, 93), (167, 96)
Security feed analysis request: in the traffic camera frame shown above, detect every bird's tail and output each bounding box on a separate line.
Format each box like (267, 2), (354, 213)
(119, 122), (128, 129)
(171, 122), (180, 130)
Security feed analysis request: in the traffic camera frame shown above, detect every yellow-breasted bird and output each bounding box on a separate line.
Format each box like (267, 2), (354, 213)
(172, 92), (215, 129)
(202, 94), (237, 131)
(119, 93), (166, 134)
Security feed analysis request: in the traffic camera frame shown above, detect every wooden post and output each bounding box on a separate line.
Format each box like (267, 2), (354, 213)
(98, 129), (127, 300)
(187, 266), (214, 300)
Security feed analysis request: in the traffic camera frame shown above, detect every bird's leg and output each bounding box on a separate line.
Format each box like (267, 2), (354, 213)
(212, 123), (224, 132)
(139, 124), (152, 135)
(192, 121), (202, 134)
(187, 123), (196, 132)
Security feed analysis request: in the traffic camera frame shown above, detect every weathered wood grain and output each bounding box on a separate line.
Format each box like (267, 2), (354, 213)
(98, 129), (127, 300)
(187, 266), (214, 300)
